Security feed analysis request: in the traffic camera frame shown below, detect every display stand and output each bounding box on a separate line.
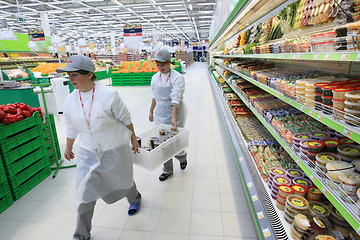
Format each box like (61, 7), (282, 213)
(32, 83), (76, 178)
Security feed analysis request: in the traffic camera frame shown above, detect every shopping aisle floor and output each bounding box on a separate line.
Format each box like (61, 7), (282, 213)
(0, 63), (259, 240)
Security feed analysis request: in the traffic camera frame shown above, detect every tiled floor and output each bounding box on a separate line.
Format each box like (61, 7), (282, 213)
(0, 63), (259, 240)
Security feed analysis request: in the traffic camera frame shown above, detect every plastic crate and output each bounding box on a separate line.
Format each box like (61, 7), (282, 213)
(0, 164), (6, 183)
(0, 191), (13, 213)
(95, 70), (108, 80)
(0, 180), (10, 195)
(0, 125), (41, 152)
(5, 146), (47, 176)
(8, 157), (49, 188)
(132, 124), (189, 170)
(112, 82), (133, 86)
(0, 112), (41, 139)
(1, 136), (45, 165)
(11, 167), (51, 200)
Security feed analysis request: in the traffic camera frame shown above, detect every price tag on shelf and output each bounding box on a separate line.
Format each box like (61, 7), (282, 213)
(300, 105), (304, 111)
(318, 115), (324, 122)
(311, 175), (316, 183)
(357, 53), (360, 61)
(247, 182), (253, 188)
(311, 111), (317, 118)
(313, 54), (319, 60)
(343, 129), (353, 138)
(262, 228), (271, 238)
(257, 211), (264, 220)
(252, 195), (258, 202)
(309, 109), (313, 116)
(341, 53), (350, 61)
(323, 189), (329, 198)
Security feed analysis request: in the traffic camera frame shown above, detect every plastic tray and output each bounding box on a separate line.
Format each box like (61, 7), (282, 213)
(11, 167), (51, 200)
(0, 191), (13, 214)
(5, 146), (47, 176)
(8, 158), (49, 188)
(0, 125), (41, 152)
(133, 124), (189, 170)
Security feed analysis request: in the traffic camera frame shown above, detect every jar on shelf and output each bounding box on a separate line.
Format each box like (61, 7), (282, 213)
(314, 82), (330, 94)
(333, 87), (354, 100)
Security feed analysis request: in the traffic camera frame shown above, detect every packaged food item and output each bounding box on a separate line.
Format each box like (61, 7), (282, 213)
(322, 85), (338, 97)
(300, 139), (315, 151)
(322, 96), (333, 105)
(338, 137), (356, 145)
(269, 167), (286, 180)
(307, 186), (322, 201)
(276, 198), (285, 211)
(339, 172), (360, 195)
(345, 91), (360, 103)
(351, 160), (360, 174)
(305, 94), (315, 107)
(277, 192), (286, 204)
(323, 140), (340, 153)
(292, 184), (307, 197)
(316, 152), (341, 168)
(293, 133), (312, 144)
(293, 177), (312, 188)
(287, 169), (304, 179)
(337, 145), (360, 160)
(308, 150), (318, 162)
(273, 175), (291, 190)
(333, 87), (354, 100)
(326, 161), (355, 183)
(333, 99), (345, 111)
(315, 83), (330, 94)
(308, 141), (325, 153)
(278, 185), (294, 198)
(311, 132), (330, 140)
(329, 206), (347, 226)
(286, 194), (309, 212)
(345, 100), (360, 111)
(308, 201), (330, 217)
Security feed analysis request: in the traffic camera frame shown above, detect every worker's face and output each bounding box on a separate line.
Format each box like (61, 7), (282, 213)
(156, 61), (171, 74)
(68, 72), (93, 91)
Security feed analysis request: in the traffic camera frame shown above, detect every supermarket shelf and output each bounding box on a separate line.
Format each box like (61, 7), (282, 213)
(214, 52), (360, 62)
(209, 70), (288, 240)
(214, 62), (360, 145)
(214, 68), (360, 234)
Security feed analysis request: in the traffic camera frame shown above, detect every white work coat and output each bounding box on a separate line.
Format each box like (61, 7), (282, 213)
(151, 68), (186, 127)
(63, 82), (134, 205)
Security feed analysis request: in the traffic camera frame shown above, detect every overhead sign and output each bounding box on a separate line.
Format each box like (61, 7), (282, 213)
(123, 24), (143, 50)
(28, 29), (45, 41)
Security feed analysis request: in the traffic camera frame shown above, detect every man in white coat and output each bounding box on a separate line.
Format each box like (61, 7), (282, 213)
(149, 50), (188, 181)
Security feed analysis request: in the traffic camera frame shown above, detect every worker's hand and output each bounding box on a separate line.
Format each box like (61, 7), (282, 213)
(64, 148), (75, 161)
(149, 111), (154, 122)
(131, 137), (140, 154)
(171, 117), (178, 131)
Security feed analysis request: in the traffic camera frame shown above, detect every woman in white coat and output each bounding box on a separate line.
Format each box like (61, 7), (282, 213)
(57, 55), (141, 240)
(149, 50), (187, 181)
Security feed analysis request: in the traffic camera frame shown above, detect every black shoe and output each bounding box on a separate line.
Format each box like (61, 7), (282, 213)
(159, 173), (172, 181)
(180, 160), (187, 170)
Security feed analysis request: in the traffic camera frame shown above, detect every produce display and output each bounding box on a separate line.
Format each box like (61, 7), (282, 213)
(221, 0), (360, 56)
(92, 59), (113, 71)
(111, 60), (177, 74)
(31, 63), (66, 75)
(0, 103), (42, 125)
(2, 69), (30, 80)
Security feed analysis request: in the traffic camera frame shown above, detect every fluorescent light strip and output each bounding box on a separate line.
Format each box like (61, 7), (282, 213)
(197, 2), (216, 5)
(165, 4), (183, 7)
(199, 11), (213, 14)
(189, 4), (192, 10)
(133, 6), (151, 9)
(199, 20), (212, 23)
(173, 17), (188, 20)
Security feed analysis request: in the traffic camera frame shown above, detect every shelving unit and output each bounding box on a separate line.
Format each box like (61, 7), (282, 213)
(212, 65), (360, 233)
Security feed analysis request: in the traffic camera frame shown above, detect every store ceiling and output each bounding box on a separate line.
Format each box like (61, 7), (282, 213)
(0, 0), (216, 44)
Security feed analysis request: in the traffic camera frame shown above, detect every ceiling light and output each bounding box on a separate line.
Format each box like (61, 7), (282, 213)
(133, 5), (150, 9)
(170, 12), (186, 15)
(150, 18), (164, 21)
(91, 16), (104, 18)
(86, 0), (104, 2)
(173, 17), (188, 20)
(143, 13), (157, 16)
(189, 4), (193, 10)
(23, 12), (38, 15)
(197, 2), (216, 5)
(50, 10), (64, 14)
(187, 0), (190, 2)
(199, 20), (212, 23)
(116, 14), (131, 17)
(199, 11), (213, 14)
(73, 9), (89, 12)
(165, 4), (183, 7)
(102, 7), (118, 10)
(69, 17), (83, 20)
(192, 17), (195, 21)
(199, 16), (212, 19)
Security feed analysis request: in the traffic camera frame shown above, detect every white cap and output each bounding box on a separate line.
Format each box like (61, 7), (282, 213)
(154, 49), (171, 62)
(56, 55), (95, 73)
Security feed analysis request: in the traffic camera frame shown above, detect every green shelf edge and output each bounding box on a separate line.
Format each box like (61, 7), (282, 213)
(213, 52), (360, 62)
(215, 62), (360, 144)
(215, 67), (360, 233)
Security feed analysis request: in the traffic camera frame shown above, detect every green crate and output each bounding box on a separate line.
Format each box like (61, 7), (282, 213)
(95, 70), (108, 80)
(0, 112), (41, 140)
(0, 164), (6, 183)
(112, 82), (133, 86)
(0, 125), (41, 152)
(11, 167), (51, 200)
(8, 157), (49, 188)
(0, 180), (10, 195)
(1, 136), (45, 165)
(0, 191), (13, 213)
(5, 146), (46, 176)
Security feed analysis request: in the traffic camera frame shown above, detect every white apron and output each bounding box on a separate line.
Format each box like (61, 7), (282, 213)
(69, 87), (134, 206)
(153, 75), (186, 127)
